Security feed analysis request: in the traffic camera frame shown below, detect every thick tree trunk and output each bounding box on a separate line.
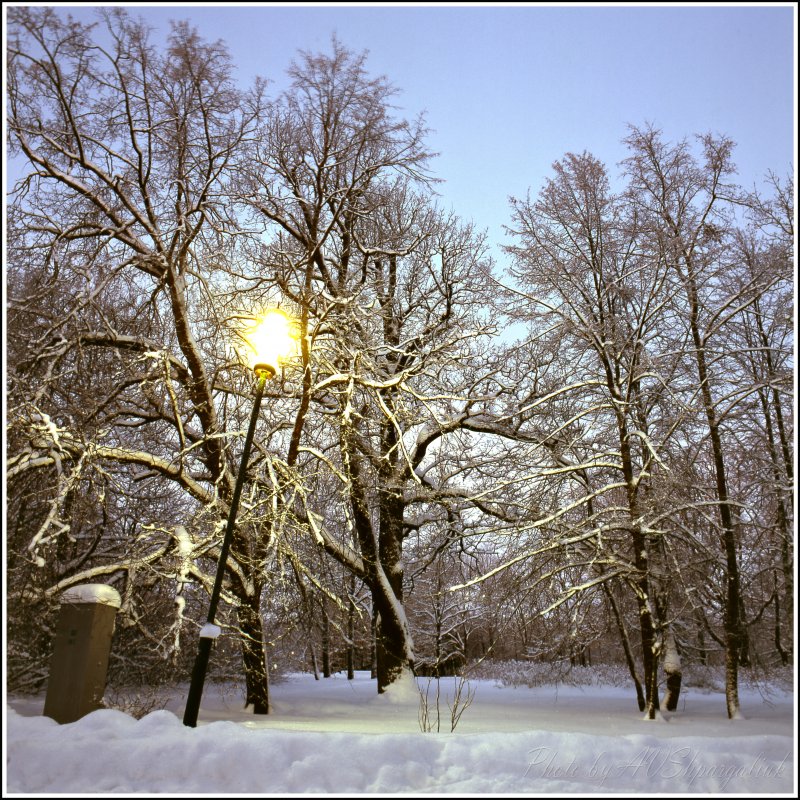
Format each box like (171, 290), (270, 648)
(375, 498), (415, 690)
(372, 577), (415, 692)
(341, 419), (414, 690)
(375, 618), (410, 690)
(237, 598), (269, 714)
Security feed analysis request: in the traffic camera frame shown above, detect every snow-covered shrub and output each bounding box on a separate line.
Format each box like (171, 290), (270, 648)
(466, 659), (632, 688)
(680, 664), (725, 693)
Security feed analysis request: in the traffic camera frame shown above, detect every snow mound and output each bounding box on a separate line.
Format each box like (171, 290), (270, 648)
(369, 672), (420, 706)
(5, 673), (794, 794)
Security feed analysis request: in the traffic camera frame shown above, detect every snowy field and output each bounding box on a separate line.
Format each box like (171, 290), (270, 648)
(5, 670), (796, 795)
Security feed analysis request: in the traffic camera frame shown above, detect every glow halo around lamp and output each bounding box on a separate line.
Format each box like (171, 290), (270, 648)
(243, 308), (297, 376)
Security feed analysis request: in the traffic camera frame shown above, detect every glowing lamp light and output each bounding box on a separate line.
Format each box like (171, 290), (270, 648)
(244, 309), (297, 376)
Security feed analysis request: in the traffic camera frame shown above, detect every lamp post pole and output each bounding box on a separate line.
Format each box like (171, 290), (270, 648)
(183, 364), (273, 728)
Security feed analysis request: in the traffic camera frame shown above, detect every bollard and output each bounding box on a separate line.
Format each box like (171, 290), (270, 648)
(43, 584), (121, 724)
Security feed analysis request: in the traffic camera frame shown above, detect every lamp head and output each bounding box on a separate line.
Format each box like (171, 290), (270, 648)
(243, 309), (297, 376)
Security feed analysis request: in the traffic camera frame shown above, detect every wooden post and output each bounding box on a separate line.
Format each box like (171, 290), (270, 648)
(43, 584), (121, 724)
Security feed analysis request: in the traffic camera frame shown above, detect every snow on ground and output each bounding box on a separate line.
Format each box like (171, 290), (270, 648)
(4, 671), (796, 795)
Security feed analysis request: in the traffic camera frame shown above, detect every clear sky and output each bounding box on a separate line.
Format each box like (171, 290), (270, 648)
(10, 2), (798, 257)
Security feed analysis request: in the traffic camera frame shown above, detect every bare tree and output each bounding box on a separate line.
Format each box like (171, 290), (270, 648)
(6, 7), (277, 710)
(236, 40), (503, 692)
(487, 131), (793, 719)
(503, 150), (683, 717)
(621, 125), (792, 717)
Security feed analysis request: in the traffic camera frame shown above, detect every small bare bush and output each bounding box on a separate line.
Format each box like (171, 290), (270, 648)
(104, 685), (169, 719)
(418, 675), (475, 733)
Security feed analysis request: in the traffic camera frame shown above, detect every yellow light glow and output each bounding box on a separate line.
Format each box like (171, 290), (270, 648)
(243, 309), (297, 375)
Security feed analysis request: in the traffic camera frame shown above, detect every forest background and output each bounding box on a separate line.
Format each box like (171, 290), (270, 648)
(4, 3), (795, 724)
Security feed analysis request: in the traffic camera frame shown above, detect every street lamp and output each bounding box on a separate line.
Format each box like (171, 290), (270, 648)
(183, 309), (296, 728)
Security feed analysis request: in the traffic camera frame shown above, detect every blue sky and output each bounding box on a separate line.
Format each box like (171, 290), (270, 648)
(13, 3), (798, 256)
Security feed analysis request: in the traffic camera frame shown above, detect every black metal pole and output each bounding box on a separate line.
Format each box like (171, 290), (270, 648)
(183, 367), (271, 727)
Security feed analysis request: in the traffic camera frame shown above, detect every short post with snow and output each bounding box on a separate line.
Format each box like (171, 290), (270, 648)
(183, 309), (296, 727)
(43, 584), (122, 724)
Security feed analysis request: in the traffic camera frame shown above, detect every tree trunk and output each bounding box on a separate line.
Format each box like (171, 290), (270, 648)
(374, 508), (415, 689)
(737, 596), (750, 667)
(616, 405), (659, 719)
(237, 598), (269, 714)
(374, 482), (415, 691)
(683, 260), (742, 719)
(645, 628), (661, 720)
(663, 627), (682, 712)
(773, 588), (788, 666)
(341, 419), (413, 691)
(756, 384), (793, 657)
(321, 598), (331, 678)
(370, 606), (378, 680)
(604, 583), (645, 711)
(373, 581), (415, 692)
(347, 576), (356, 680)
(310, 645), (320, 680)
(695, 608), (709, 665)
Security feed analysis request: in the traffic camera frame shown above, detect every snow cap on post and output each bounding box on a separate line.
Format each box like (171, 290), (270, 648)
(60, 584), (122, 608)
(199, 623), (222, 639)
